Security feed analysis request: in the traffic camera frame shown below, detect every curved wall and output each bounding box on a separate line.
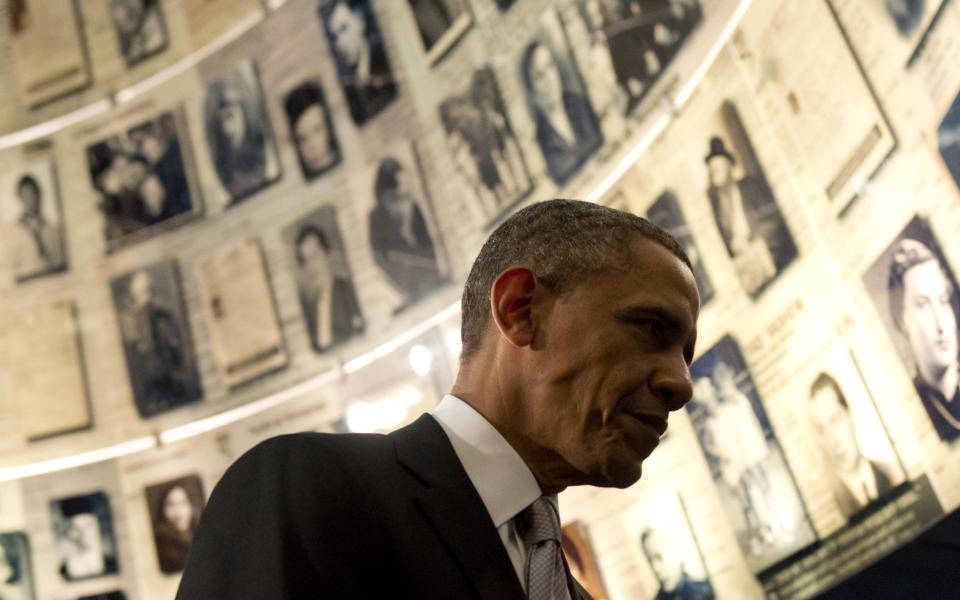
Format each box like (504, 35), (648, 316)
(1, 0), (960, 599)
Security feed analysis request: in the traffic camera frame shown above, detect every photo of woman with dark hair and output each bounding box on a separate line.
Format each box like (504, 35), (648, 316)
(520, 11), (602, 184)
(368, 156), (443, 308)
(203, 60), (280, 204)
(2, 162), (66, 281)
(146, 476), (205, 574)
(283, 81), (340, 180)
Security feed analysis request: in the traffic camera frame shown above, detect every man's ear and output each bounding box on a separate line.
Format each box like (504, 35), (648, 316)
(490, 266), (539, 349)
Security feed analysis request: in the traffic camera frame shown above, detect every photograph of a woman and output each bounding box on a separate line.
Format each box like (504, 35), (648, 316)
(146, 475), (205, 574)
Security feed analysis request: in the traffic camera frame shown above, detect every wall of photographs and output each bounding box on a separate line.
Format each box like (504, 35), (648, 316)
(0, 0), (959, 598)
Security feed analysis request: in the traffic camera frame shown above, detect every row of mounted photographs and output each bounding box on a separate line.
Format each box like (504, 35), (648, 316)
(3, 0), (704, 271)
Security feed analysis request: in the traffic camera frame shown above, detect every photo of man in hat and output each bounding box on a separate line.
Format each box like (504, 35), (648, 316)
(703, 109), (796, 297)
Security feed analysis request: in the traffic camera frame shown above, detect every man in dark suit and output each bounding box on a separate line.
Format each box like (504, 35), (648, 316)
(177, 200), (700, 599)
(808, 373), (901, 520)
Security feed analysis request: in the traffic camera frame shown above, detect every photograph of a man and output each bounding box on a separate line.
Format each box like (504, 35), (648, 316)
(646, 190), (714, 306)
(283, 80), (340, 180)
(2, 163), (66, 282)
(285, 206), (365, 351)
(640, 527), (714, 600)
(807, 373), (902, 520)
(111, 261), (202, 418)
(176, 199), (700, 599)
(203, 60), (280, 204)
(520, 10), (602, 185)
(320, 0), (398, 125)
(703, 102), (797, 297)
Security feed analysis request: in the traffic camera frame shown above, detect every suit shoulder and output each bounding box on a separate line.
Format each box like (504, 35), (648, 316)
(233, 431), (392, 474)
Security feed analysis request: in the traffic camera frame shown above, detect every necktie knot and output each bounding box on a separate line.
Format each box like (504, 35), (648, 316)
(518, 497), (561, 546)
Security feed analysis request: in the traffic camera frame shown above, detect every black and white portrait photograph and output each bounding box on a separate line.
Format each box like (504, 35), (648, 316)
(50, 492), (119, 581)
(439, 67), (531, 225)
(805, 352), (906, 522)
(195, 239), (288, 387)
(283, 80), (341, 180)
(203, 60), (281, 205)
(864, 216), (960, 443)
(622, 492), (713, 600)
(86, 110), (202, 251)
(109, 0), (168, 67)
(284, 206), (365, 352)
(577, 0), (701, 114)
(688, 336), (815, 572)
(319, 0), (398, 125)
(145, 474), (205, 574)
(521, 9), (603, 185)
(0, 532), (35, 600)
(1, 160), (66, 282)
(407, 0), (471, 63)
(646, 190), (714, 307)
(111, 261), (203, 418)
(938, 89), (960, 190)
(361, 145), (448, 312)
(703, 101), (797, 298)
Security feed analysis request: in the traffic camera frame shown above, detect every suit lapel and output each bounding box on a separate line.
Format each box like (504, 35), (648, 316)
(392, 415), (526, 600)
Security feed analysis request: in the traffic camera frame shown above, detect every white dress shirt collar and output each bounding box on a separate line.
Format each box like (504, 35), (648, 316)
(432, 394), (546, 528)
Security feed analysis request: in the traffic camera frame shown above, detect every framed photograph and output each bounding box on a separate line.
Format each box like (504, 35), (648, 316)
(938, 89), (960, 190)
(4, 300), (91, 441)
(283, 206), (365, 352)
(687, 335), (815, 572)
(0, 532), (35, 600)
(195, 238), (288, 387)
(560, 522), (608, 600)
(438, 67), (532, 226)
(621, 491), (713, 600)
(576, 0), (701, 114)
(86, 109), (203, 251)
(202, 60), (281, 205)
(863, 216), (960, 443)
(8, 0), (91, 107)
(110, 261), (203, 418)
(50, 492), (119, 581)
(109, 0), (168, 67)
(520, 9), (602, 185)
(804, 344), (906, 522)
(702, 100), (797, 298)
(283, 80), (341, 180)
(407, 0), (471, 63)
(319, 0), (398, 125)
(1, 159), (67, 282)
(144, 475), (205, 574)
(646, 190), (714, 307)
(358, 142), (449, 313)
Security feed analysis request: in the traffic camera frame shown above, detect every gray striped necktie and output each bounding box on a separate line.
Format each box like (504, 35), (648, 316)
(518, 497), (570, 600)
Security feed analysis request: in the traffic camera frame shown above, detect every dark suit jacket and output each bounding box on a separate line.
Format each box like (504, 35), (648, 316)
(833, 459), (898, 521)
(176, 414), (591, 599)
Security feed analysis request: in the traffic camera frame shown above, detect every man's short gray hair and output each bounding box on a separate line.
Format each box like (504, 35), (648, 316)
(460, 199), (691, 360)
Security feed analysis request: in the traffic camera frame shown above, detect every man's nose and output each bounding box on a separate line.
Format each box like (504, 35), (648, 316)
(649, 356), (694, 412)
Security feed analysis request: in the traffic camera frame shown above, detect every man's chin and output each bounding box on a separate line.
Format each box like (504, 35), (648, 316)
(593, 460), (644, 489)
